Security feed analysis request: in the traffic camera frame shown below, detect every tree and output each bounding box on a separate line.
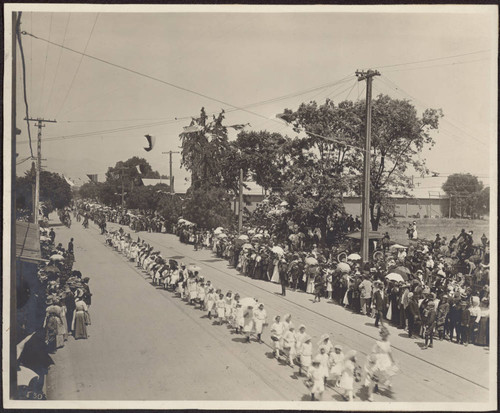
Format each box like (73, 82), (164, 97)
(104, 157), (160, 207)
(281, 95), (442, 230)
(126, 184), (170, 212)
(442, 173), (484, 218)
(476, 187), (489, 217)
(78, 182), (101, 200)
(157, 194), (183, 227)
(16, 169), (72, 215)
(180, 108), (239, 193)
(182, 187), (234, 229)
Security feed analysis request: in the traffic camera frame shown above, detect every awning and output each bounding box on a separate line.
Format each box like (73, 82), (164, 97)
(16, 221), (43, 263)
(345, 231), (384, 240)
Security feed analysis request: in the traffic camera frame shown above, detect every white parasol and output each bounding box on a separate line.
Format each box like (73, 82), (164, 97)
(188, 265), (202, 272)
(390, 244), (407, 250)
(214, 227), (225, 235)
(305, 257), (318, 265)
(271, 246), (285, 256)
(252, 233), (263, 240)
(238, 234), (249, 241)
(386, 273), (405, 283)
(216, 233), (227, 239)
(50, 254), (64, 261)
(337, 262), (351, 273)
(347, 253), (361, 261)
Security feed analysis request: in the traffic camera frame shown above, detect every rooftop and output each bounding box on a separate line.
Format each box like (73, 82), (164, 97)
(16, 221), (42, 263)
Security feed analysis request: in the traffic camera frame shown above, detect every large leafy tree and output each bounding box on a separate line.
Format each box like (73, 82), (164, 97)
(281, 95), (442, 230)
(182, 187), (234, 229)
(442, 173), (484, 218)
(126, 183), (170, 212)
(16, 168), (72, 214)
(104, 157), (160, 207)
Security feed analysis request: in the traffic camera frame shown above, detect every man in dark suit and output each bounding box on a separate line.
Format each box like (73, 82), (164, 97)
(407, 292), (421, 338)
(373, 281), (387, 327)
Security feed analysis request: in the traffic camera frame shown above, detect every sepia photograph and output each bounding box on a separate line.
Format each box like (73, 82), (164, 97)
(3, 3), (497, 410)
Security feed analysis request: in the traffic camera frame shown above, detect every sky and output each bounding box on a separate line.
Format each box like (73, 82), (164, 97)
(12, 5), (497, 195)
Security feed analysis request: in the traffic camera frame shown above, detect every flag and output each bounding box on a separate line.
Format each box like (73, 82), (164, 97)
(144, 134), (155, 152)
(87, 174), (98, 183)
(182, 124), (203, 134)
(63, 175), (75, 187)
(228, 123), (250, 130)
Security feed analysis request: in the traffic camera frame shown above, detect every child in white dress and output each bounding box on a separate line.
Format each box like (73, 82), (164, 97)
(282, 325), (297, 366)
(328, 344), (344, 386)
(215, 293), (226, 325)
(307, 359), (325, 401)
(300, 336), (313, 376)
(270, 315), (285, 359)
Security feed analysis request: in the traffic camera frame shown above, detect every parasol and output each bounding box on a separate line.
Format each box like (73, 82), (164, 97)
(43, 265), (60, 273)
(393, 266), (410, 279)
(239, 297), (257, 308)
(337, 262), (351, 273)
(237, 234), (249, 241)
(347, 253), (361, 261)
(40, 236), (51, 242)
(216, 233), (227, 239)
(188, 265), (201, 272)
(241, 243), (253, 250)
(17, 366), (40, 387)
(305, 257), (318, 265)
(271, 246), (285, 255)
(386, 273), (405, 283)
(390, 244), (407, 250)
(214, 227), (225, 235)
(252, 233), (263, 240)
(50, 254), (64, 261)
(280, 201), (289, 207)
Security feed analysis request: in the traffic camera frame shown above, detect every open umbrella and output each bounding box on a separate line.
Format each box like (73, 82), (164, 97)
(216, 233), (227, 239)
(17, 366), (40, 387)
(271, 246), (285, 256)
(386, 273), (405, 283)
(188, 265), (201, 272)
(252, 233), (263, 240)
(347, 253), (361, 261)
(43, 265), (60, 273)
(237, 234), (249, 241)
(241, 243), (253, 250)
(239, 297), (257, 308)
(337, 262), (351, 273)
(305, 257), (318, 265)
(50, 254), (64, 261)
(394, 266), (410, 276)
(214, 227), (224, 235)
(390, 244), (407, 250)
(40, 236), (51, 241)
(280, 201), (289, 207)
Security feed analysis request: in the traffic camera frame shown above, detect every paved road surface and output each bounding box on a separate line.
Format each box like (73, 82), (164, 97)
(46, 218), (491, 403)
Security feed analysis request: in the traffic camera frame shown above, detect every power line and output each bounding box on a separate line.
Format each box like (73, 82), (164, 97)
(383, 57), (490, 73)
(54, 13), (99, 118)
(22, 29), (364, 151)
(372, 49), (490, 70)
(38, 13), (53, 116)
(16, 12), (34, 158)
(44, 13), (71, 118)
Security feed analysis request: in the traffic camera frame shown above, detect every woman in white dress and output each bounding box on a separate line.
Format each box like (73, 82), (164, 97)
(253, 303), (268, 343)
(270, 315), (285, 359)
(365, 326), (397, 401)
(270, 255), (280, 283)
(299, 336), (313, 376)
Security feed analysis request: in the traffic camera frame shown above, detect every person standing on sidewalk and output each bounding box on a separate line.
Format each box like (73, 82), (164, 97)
(359, 274), (373, 315)
(373, 281), (387, 327)
(422, 301), (437, 349)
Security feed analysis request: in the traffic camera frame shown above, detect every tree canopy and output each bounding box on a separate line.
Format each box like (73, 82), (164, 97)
(442, 173), (485, 218)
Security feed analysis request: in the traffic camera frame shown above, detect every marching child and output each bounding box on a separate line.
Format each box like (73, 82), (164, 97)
(224, 291), (233, 324)
(206, 288), (216, 319)
(234, 302), (244, 334)
(339, 350), (357, 401)
(282, 325), (297, 366)
(307, 358), (325, 401)
(328, 344), (344, 386)
(270, 315), (285, 360)
(299, 336), (313, 376)
(215, 293), (226, 325)
(197, 281), (206, 310)
(315, 346), (329, 384)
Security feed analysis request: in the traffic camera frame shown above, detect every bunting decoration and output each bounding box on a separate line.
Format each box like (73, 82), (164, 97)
(87, 174), (98, 183)
(63, 175), (76, 187)
(144, 134), (155, 152)
(228, 123), (251, 130)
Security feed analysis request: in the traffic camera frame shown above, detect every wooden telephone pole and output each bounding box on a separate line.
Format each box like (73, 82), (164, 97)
(162, 151), (180, 193)
(25, 117), (56, 224)
(355, 69), (380, 264)
(238, 168), (243, 234)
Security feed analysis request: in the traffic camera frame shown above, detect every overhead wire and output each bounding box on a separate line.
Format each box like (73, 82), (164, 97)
(22, 29), (365, 151)
(38, 13), (53, 116)
(372, 49), (490, 70)
(44, 13), (71, 118)
(16, 12), (34, 158)
(383, 57), (490, 74)
(379, 76), (489, 148)
(54, 13), (100, 118)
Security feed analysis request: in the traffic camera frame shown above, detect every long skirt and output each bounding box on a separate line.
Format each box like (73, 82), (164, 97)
(476, 317), (489, 346)
(73, 311), (88, 339)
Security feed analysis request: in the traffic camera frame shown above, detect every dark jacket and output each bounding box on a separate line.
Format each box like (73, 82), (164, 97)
(373, 290), (387, 311)
(407, 298), (421, 319)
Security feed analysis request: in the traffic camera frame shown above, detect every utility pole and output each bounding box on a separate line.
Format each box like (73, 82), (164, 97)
(355, 69), (380, 264)
(162, 151), (180, 193)
(238, 168), (243, 234)
(116, 166), (129, 209)
(25, 117), (57, 224)
(449, 195), (452, 218)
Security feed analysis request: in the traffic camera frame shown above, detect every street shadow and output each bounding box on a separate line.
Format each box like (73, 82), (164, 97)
(265, 351), (276, 359)
(398, 333), (411, 338)
(331, 393), (347, 401)
(355, 385), (369, 401)
(200, 259), (223, 263)
(231, 337), (248, 344)
(290, 372), (300, 380)
(301, 394), (312, 401)
(416, 342), (426, 349)
(364, 322), (377, 328)
(377, 386), (395, 400)
(170, 256), (185, 259)
(200, 315), (209, 319)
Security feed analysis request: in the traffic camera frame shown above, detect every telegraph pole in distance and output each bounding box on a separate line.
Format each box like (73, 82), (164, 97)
(162, 151), (180, 193)
(355, 69), (380, 264)
(25, 117), (56, 224)
(238, 168), (243, 234)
